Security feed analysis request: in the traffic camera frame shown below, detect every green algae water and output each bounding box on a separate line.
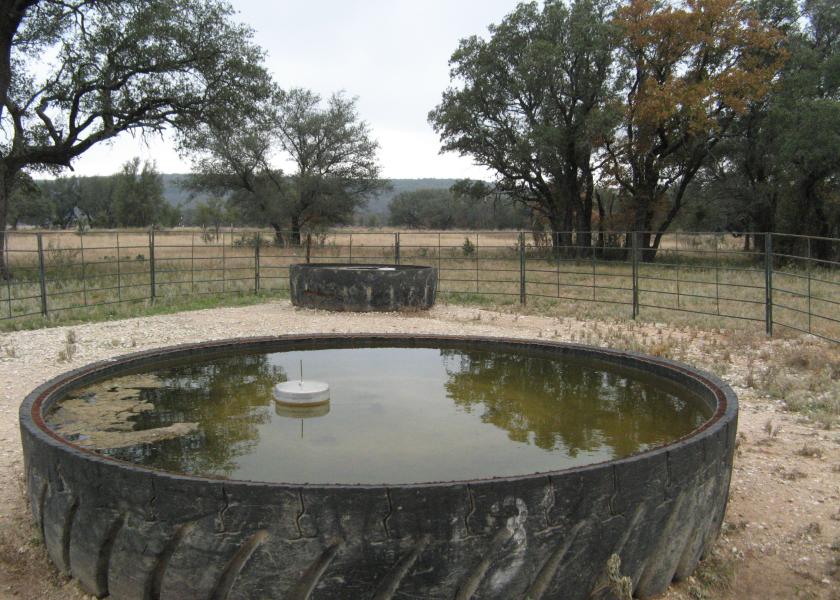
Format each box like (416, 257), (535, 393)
(46, 345), (712, 484)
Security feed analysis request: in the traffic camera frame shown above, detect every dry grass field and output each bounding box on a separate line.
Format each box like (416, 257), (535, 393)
(1, 228), (838, 342)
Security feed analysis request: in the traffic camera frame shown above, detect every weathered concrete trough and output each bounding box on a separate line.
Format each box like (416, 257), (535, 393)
(20, 335), (737, 600)
(290, 263), (437, 311)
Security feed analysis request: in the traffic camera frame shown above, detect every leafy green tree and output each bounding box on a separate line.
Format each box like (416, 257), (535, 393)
(188, 88), (384, 245)
(275, 89), (384, 244)
(692, 0), (840, 255)
(430, 0), (618, 253)
(6, 172), (49, 228)
(75, 176), (119, 229)
(771, 0), (840, 249)
(39, 177), (81, 229)
(113, 158), (179, 228)
(0, 0), (271, 278)
(193, 196), (232, 240)
(32, 163), (180, 230)
(388, 187), (529, 229)
(388, 189), (455, 229)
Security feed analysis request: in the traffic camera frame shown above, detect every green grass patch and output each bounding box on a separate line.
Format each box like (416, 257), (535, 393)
(0, 289), (289, 332)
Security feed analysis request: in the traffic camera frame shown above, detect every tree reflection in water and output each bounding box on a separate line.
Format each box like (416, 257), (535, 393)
(441, 349), (710, 459)
(103, 353), (286, 477)
(90, 346), (712, 482)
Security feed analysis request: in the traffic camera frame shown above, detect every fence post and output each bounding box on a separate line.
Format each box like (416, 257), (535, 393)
(36, 233), (48, 317)
(437, 232), (442, 274)
(475, 233), (480, 293)
(765, 233), (773, 336)
(116, 232), (122, 302)
(190, 231), (195, 294)
(149, 229), (156, 302)
(591, 232), (596, 301)
(395, 232), (400, 265)
(79, 232), (88, 306)
(305, 233), (312, 264)
(3, 233), (11, 319)
(519, 232), (526, 305)
(806, 237), (812, 334)
(254, 240), (260, 295)
(631, 231), (639, 319)
(221, 229), (226, 293)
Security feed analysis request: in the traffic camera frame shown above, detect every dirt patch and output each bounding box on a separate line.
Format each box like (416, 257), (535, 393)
(0, 300), (838, 599)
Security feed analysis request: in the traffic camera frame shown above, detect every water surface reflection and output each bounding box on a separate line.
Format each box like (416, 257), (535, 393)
(49, 346), (711, 484)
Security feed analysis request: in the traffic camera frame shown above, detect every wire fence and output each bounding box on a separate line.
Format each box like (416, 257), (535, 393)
(1, 229), (838, 342)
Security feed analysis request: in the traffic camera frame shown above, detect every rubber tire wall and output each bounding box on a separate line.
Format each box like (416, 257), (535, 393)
(289, 264), (437, 312)
(20, 335), (738, 600)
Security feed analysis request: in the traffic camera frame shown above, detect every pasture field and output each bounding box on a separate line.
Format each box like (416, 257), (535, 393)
(1, 228), (838, 342)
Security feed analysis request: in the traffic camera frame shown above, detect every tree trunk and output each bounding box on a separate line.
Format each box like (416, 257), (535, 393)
(752, 233), (767, 256)
(290, 215), (302, 247)
(270, 223), (286, 247)
(548, 215), (562, 260)
(630, 190), (657, 262)
(0, 162), (14, 281)
(641, 232), (656, 262)
(0, 225), (7, 281)
(577, 171), (594, 258)
(595, 191), (606, 257)
(802, 176), (832, 260)
(559, 203), (574, 258)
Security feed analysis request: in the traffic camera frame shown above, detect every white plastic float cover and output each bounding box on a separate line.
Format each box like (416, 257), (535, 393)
(274, 380), (330, 407)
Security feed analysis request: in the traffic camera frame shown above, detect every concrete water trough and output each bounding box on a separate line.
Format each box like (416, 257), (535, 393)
(20, 334), (737, 600)
(289, 263), (437, 311)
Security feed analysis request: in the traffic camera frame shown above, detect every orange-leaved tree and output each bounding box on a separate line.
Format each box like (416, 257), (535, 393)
(606, 0), (785, 259)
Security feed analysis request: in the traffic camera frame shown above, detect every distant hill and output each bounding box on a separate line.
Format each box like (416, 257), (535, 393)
(31, 174), (467, 224)
(160, 173), (195, 208)
(160, 175), (461, 217)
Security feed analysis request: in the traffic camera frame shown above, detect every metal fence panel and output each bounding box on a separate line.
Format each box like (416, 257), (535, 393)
(0, 229), (837, 343)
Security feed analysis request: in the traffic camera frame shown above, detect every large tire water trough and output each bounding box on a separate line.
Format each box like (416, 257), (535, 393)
(289, 263), (437, 311)
(20, 335), (737, 600)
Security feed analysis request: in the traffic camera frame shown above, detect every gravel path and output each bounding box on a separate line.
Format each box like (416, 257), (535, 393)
(0, 301), (837, 599)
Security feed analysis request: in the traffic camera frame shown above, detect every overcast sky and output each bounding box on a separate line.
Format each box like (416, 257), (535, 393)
(69, 0), (519, 179)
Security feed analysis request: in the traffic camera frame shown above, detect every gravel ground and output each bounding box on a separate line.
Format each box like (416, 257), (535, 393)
(0, 300), (838, 599)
